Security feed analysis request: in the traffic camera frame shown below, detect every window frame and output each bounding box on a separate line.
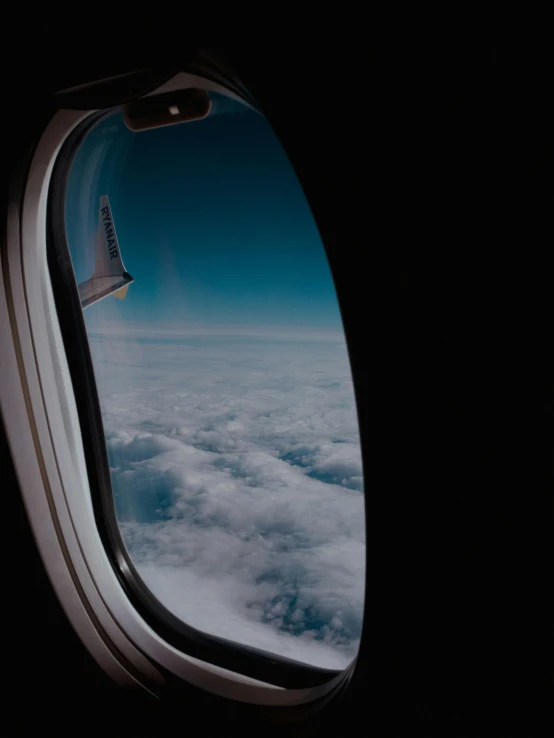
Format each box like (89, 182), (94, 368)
(0, 68), (360, 707)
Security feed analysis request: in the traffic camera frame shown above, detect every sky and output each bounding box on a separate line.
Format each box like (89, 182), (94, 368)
(65, 91), (365, 670)
(66, 93), (343, 329)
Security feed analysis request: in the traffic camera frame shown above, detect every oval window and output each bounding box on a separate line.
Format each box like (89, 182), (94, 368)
(64, 89), (365, 670)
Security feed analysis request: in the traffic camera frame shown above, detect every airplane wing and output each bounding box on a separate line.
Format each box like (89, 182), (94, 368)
(77, 195), (134, 309)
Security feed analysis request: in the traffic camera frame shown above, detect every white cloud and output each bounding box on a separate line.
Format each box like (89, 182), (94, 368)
(85, 319), (346, 343)
(89, 327), (365, 670)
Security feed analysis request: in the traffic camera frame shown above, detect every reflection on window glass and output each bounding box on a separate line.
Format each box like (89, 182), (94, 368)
(64, 91), (365, 670)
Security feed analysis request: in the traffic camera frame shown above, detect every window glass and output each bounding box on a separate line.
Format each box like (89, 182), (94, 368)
(64, 91), (365, 670)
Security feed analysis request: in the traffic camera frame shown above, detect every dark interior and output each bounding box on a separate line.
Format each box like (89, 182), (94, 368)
(1, 19), (551, 738)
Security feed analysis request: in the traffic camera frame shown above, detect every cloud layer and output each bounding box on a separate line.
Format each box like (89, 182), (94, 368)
(88, 328), (365, 669)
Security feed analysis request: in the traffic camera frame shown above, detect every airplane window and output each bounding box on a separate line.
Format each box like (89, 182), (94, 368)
(63, 91), (365, 671)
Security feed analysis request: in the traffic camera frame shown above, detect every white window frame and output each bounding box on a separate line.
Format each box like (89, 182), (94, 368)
(0, 71), (356, 706)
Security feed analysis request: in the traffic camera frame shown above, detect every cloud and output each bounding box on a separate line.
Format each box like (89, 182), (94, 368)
(85, 319), (346, 343)
(90, 330), (365, 670)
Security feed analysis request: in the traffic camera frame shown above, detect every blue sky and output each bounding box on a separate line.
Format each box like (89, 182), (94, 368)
(66, 92), (342, 330)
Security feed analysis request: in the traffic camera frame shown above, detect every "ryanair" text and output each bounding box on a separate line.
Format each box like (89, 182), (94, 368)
(101, 205), (118, 259)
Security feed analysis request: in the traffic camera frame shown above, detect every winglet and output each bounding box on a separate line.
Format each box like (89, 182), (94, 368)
(113, 284), (129, 300)
(77, 196), (134, 309)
